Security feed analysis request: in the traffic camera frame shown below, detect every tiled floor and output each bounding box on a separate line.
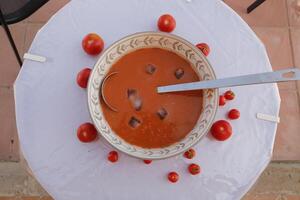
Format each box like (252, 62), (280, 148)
(0, 0), (300, 199)
(0, 0), (70, 161)
(224, 0), (289, 27)
(0, 198), (51, 200)
(0, 23), (26, 86)
(0, 86), (19, 161)
(223, 0), (300, 161)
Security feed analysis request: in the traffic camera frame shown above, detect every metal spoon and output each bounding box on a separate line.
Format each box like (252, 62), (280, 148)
(157, 68), (300, 93)
(101, 72), (119, 112)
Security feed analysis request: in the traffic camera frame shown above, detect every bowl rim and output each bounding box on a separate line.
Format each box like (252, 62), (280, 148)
(87, 31), (218, 160)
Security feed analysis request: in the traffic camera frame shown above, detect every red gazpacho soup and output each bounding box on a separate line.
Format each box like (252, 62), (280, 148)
(101, 48), (203, 148)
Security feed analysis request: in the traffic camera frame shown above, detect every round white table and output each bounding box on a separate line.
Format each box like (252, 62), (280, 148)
(14, 0), (280, 199)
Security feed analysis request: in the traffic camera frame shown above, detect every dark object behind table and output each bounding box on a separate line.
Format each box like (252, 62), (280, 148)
(247, 0), (266, 13)
(0, 0), (49, 66)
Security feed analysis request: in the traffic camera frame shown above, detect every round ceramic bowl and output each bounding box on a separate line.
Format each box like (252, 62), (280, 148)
(87, 32), (218, 160)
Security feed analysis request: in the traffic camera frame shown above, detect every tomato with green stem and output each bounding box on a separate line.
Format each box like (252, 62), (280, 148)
(224, 90), (235, 100)
(188, 163), (201, 175)
(184, 149), (196, 159)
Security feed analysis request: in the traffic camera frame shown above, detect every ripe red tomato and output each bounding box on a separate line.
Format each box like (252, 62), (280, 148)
(82, 33), (104, 55)
(188, 163), (201, 175)
(108, 151), (118, 163)
(228, 109), (240, 120)
(157, 14), (176, 33)
(196, 43), (210, 56)
(77, 123), (98, 143)
(143, 160), (152, 164)
(219, 95), (226, 106)
(211, 120), (232, 141)
(224, 90), (235, 100)
(184, 148), (196, 159)
(76, 68), (91, 88)
(168, 172), (179, 183)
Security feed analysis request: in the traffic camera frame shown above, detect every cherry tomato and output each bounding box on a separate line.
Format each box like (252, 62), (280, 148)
(224, 90), (235, 100)
(76, 68), (91, 88)
(188, 163), (201, 175)
(184, 148), (196, 159)
(77, 123), (98, 143)
(82, 33), (104, 55)
(211, 120), (232, 141)
(143, 160), (152, 164)
(196, 43), (210, 56)
(108, 151), (118, 163)
(157, 14), (176, 33)
(219, 95), (226, 106)
(228, 109), (240, 120)
(168, 172), (179, 183)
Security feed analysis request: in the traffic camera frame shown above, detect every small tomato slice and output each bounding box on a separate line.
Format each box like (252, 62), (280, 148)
(143, 160), (152, 164)
(196, 43), (210, 56)
(108, 151), (118, 163)
(228, 109), (240, 120)
(219, 95), (226, 106)
(76, 68), (91, 88)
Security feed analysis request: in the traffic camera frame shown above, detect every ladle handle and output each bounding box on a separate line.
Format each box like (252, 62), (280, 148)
(157, 68), (300, 93)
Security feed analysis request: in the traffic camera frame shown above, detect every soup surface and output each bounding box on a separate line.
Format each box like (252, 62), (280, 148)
(101, 48), (203, 148)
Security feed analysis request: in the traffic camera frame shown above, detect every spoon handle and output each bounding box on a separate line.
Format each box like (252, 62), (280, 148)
(157, 68), (300, 93)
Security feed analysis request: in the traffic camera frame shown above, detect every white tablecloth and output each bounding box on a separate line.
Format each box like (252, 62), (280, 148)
(14, 0), (280, 199)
